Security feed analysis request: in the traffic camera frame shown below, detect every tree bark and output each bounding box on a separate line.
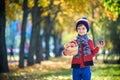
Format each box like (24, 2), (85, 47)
(44, 15), (51, 60)
(0, 0), (9, 73)
(53, 32), (59, 57)
(35, 8), (43, 63)
(19, 0), (29, 68)
(27, 0), (38, 66)
(44, 35), (50, 60)
(35, 34), (43, 63)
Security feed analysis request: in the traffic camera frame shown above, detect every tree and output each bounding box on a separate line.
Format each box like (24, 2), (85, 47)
(27, 0), (39, 66)
(108, 16), (120, 59)
(101, 0), (120, 60)
(19, 0), (29, 68)
(34, 7), (43, 63)
(52, 27), (63, 57)
(43, 0), (61, 59)
(0, 0), (9, 73)
(101, 0), (120, 21)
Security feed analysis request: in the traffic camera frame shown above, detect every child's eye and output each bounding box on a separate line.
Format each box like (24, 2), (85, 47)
(82, 28), (85, 30)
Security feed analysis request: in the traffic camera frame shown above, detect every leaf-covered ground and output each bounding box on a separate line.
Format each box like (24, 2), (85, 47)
(0, 56), (120, 80)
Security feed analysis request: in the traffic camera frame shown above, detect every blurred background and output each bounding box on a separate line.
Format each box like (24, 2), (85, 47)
(0, 0), (120, 80)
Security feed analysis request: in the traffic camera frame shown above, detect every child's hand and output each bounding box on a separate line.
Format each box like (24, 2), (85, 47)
(97, 40), (105, 48)
(65, 43), (71, 48)
(63, 40), (78, 56)
(65, 41), (77, 49)
(70, 43), (76, 47)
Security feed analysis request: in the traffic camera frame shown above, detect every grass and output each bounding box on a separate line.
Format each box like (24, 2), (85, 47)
(91, 60), (120, 80)
(0, 56), (120, 80)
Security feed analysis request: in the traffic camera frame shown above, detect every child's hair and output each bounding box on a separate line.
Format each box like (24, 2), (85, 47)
(76, 17), (90, 32)
(77, 24), (84, 27)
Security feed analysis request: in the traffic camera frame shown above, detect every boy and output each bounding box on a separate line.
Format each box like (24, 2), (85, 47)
(62, 17), (105, 80)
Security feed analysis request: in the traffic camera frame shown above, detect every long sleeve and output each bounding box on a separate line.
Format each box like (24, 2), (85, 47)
(88, 39), (99, 57)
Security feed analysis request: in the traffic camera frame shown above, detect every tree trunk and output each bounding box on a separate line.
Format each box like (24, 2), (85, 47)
(43, 0), (60, 59)
(53, 32), (59, 57)
(35, 34), (43, 63)
(27, 0), (38, 66)
(109, 16), (120, 60)
(58, 33), (62, 45)
(0, 0), (9, 73)
(19, 0), (29, 68)
(44, 15), (51, 60)
(44, 35), (50, 60)
(91, 1), (97, 60)
(58, 33), (63, 57)
(91, 3), (96, 46)
(35, 8), (43, 63)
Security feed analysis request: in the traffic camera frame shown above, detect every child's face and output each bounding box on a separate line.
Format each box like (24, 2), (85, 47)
(77, 24), (87, 36)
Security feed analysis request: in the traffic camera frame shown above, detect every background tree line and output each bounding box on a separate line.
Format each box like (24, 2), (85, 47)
(0, 0), (120, 73)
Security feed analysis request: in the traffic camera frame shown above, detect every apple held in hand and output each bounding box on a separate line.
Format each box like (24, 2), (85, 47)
(98, 40), (105, 47)
(65, 42), (77, 49)
(99, 40), (105, 45)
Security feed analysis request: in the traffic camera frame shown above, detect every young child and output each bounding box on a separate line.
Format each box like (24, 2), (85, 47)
(9, 45), (15, 60)
(62, 17), (105, 80)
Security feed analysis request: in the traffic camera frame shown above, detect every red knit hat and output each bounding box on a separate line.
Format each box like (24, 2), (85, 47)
(76, 17), (90, 32)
